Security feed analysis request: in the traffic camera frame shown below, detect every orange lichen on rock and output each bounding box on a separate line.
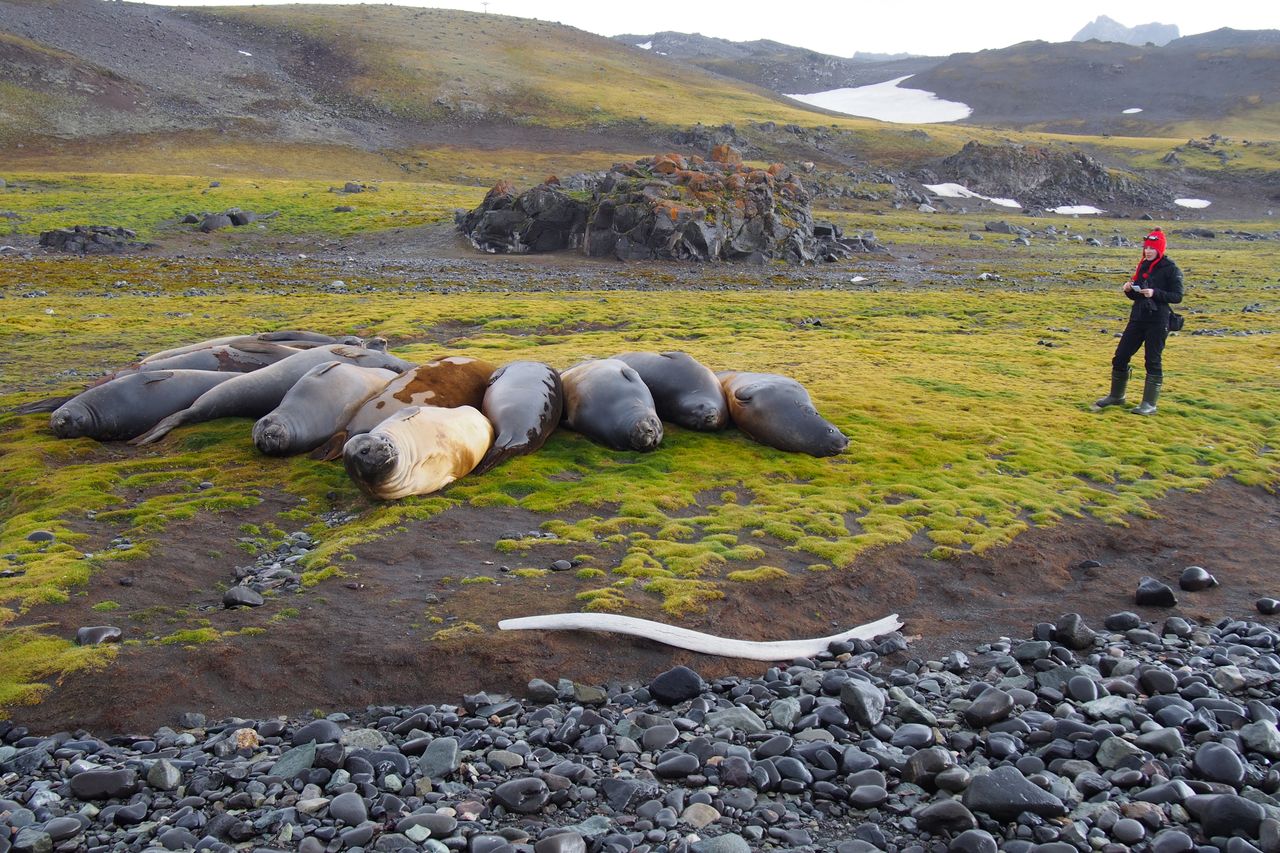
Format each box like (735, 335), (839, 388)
(485, 179), (516, 201)
(544, 175), (561, 185)
(767, 163), (787, 177)
(710, 144), (743, 165)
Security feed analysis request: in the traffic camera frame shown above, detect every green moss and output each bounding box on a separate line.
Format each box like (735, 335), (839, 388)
(726, 566), (791, 583)
(91, 600), (121, 612)
(512, 568), (548, 578)
(159, 628), (221, 646)
(431, 622), (483, 641)
(461, 576), (496, 584)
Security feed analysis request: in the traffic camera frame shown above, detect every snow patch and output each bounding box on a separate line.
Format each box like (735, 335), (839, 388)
(636, 41), (652, 50)
(1050, 205), (1105, 215)
(238, 50), (252, 56)
(785, 76), (971, 124)
(1122, 107), (1143, 114)
(1175, 198), (1211, 209)
(924, 183), (1021, 209)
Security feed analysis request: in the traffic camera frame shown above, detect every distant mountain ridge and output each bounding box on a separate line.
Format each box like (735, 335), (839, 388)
(1072, 15), (1179, 46)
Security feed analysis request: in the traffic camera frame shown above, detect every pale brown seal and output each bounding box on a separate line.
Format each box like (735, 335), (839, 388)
(342, 405), (493, 500)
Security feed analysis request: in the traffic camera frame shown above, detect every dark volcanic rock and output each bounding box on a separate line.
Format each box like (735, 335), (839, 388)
(1136, 576), (1178, 607)
(39, 225), (143, 254)
(458, 151), (884, 264)
(962, 765), (1067, 820)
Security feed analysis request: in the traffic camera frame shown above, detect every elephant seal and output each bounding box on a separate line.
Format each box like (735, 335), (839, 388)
(560, 358), (663, 452)
(140, 330), (350, 364)
(716, 371), (849, 457)
(473, 360), (564, 475)
(343, 405), (493, 500)
(614, 351), (728, 431)
(137, 340), (302, 373)
(131, 345), (413, 445)
(252, 362), (397, 457)
(49, 370), (238, 441)
(314, 356), (496, 460)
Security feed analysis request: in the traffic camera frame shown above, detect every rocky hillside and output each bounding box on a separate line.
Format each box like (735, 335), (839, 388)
(611, 31), (939, 93)
(1072, 15), (1179, 46)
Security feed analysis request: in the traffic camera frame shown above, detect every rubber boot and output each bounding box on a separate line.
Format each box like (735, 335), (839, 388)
(1093, 367), (1130, 409)
(1131, 377), (1161, 415)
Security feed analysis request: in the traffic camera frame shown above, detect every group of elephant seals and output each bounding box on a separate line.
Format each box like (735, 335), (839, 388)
(313, 356), (496, 460)
(252, 362), (397, 457)
(717, 370), (849, 457)
(49, 370), (238, 441)
(560, 358), (663, 452)
(614, 351), (728, 431)
(136, 340), (302, 374)
(343, 406), (493, 500)
(131, 345), (413, 446)
(474, 360), (564, 475)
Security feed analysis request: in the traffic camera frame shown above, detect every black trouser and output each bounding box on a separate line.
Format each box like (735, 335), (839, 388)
(1112, 320), (1168, 382)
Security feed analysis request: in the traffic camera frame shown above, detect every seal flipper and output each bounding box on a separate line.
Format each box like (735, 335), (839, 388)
(308, 430), (348, 462)
(13, 395), (76, 415)
(128, 409), (190, 446)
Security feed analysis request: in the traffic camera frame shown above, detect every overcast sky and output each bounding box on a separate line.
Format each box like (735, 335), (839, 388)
(140, 1), (1280, 56)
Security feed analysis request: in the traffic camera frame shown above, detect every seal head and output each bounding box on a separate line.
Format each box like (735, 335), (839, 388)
(343, 433), (400, 487)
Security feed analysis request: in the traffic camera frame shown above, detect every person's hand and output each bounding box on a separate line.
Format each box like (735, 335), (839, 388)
(1137, 287), (1153, 297)
(1124, 282), (1137, 293)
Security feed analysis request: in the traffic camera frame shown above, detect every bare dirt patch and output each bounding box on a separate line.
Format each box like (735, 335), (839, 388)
(9, 478), (1277, 735)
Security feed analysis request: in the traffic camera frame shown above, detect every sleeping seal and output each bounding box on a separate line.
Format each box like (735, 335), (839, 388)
(614, 351), (728, 431)
(252, 362), (396, 457)
(559, 358), (663, 452)
(49, 370), (238, 441)
(130, 345), (413, 445)
(716, 370), (849, 457)
(140, 330), (352, 364)
(342, 405), (493, 500)
(313, 355), (496, 460)
(473, 360), (564, 475)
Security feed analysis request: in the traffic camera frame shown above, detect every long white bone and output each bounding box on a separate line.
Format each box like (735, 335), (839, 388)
(498, 612), (904, 661)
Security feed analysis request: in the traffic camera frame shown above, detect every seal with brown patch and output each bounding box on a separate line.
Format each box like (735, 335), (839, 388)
(343, 405), (493, 500)
(716, 370), (849, 457)
(473, 360), (564, 475)
(614, 351), (728, 431)
(130, 345), (414, 445)
(252, 362), (397, 457)
(49, 370), (239, 442)
(560, 358), (663, 452)
(314, 355), (496, 460)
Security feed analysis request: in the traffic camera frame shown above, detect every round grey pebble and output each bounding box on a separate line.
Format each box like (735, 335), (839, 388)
(1113, 818), (1146, 844)
(328, 791), (368, 824)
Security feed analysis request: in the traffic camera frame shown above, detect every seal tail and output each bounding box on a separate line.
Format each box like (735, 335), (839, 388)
(13, 395), (75, 415)
(308, 430), (348, 462)
(128, 410), (188, 446)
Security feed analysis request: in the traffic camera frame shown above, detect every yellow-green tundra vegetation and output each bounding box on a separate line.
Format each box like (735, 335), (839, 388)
(1, 189), (1277, 709)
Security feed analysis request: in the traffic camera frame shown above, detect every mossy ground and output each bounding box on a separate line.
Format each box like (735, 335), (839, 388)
(1, 203), (1277, 711)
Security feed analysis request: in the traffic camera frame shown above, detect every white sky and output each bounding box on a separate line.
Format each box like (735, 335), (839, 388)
(135, 1), (1280, 56)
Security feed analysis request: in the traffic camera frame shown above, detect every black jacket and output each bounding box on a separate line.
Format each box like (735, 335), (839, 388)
(1127, 254), (1184, 325)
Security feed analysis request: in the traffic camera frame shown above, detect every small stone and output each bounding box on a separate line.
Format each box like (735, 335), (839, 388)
(915, 799), (977, 833)
(75, 626), (122, 645)
(704, 707), (767, 733)
(1105, 611), (1142, 631)
(1179, 566), (1218, 591)
(951, 829), (998, 853)
(270, 741), (317, 778)
(223, 586), (263, 608)
(43, 817), (83, 842)
(690, 835), (753, 853)
(1097, 736), (1143, 769)
(292, 718), (343, 744)
(1193, 742), (1245, 786)
(1257, 598), (1280, 615)
(681, 802), (721, 828)
(146, 759), (182, 791)
(25, 530), (54, 543)
(962, 765), (1067, 820)
(649, 665), (703, 705)
(1190, 793), (1264, 839)
(328, 791), (368, 824)
(965, 688), (1014, 727)
(550, 559), (573, 571)
(1135, 577), (1177, 607)
(69, 768), (138, 800)
(493, 777), (550, 813)
(1113, 818), (1146, 844)
(1241, 721), (1280, 758)
(840, 679), (886, 727)
(534, 832), (588, 853)
(419, 736), (460, 779)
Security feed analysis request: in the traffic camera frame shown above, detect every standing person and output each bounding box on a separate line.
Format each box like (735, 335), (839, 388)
(1093, 228), (1184, 415)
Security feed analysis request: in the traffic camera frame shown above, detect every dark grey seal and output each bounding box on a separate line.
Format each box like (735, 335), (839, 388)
(252, 362), (396, 457)
(614, 351), (728, 431)
(474, 360), (564, 475)
(716, 370), (849, 457)
(49, 370), (238, 441)
(560, 358), (663, 452)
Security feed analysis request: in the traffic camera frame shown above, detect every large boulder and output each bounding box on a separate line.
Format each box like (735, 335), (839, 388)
(457, 150), (884, 264)
(39, 225), (142, 254)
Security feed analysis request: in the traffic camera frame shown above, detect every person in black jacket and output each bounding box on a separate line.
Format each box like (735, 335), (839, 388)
(1093, 228), (1184, 415)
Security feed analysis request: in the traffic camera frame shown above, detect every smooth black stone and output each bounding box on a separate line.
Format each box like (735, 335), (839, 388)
(962, 765), (1067, 820)
(915, 799), (977, 833)
(952, 829), (999, 853)
(1105, 612), (1142, 631)
(1055, 613), (1097, 650)
(1066, 676), (1099, 703)
(291, 719), (343, 745)
(1193, 743), (1246, 786)
(492, 778), (550, 813)
(69, 769), (138, 800)
(1136, 577), (1178, 607)
(965, 688), (1014, 727)
(1188, 794), (1264, 838)
(655, 753), (700, 779)
(649, 666), (703, 705)
(1180, 567), (1218, 591)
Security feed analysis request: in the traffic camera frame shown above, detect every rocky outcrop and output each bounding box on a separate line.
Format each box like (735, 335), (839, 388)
(38, 225), (145, 254)
(923, 142), (1174, 210)
(457, 149), (883, 264)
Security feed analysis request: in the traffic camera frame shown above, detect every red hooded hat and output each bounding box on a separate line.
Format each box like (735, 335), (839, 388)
(1134, 228), (1166, 281)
